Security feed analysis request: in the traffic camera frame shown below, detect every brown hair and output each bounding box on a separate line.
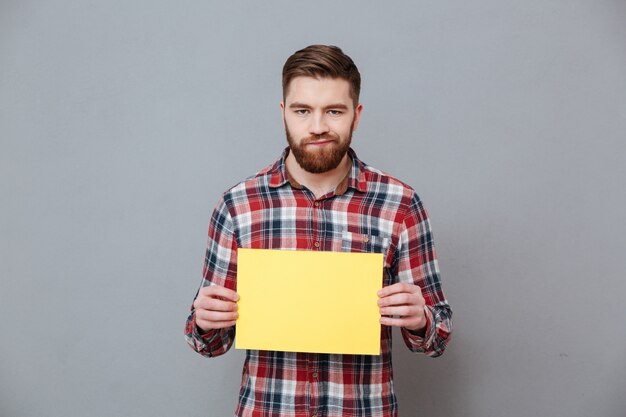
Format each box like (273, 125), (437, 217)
(282, 45), (361, 107)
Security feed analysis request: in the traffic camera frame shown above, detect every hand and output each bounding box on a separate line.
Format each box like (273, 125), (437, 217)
(377, 282), (427, 332)
(193, 285), (239, 332)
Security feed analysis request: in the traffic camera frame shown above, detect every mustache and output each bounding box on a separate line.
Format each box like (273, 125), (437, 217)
(302, 133), (340, 144)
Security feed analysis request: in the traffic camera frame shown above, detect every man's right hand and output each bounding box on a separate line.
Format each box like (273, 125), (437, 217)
(193, 285), (239, 333)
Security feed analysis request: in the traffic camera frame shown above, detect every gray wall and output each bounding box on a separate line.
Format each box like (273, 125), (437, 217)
(1, 1), (625, 416)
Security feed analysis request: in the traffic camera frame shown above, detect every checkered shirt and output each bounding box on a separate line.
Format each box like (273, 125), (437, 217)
(185, 148), (452, 417)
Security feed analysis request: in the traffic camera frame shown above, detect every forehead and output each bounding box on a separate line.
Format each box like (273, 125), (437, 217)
(284, 76), (352, 105)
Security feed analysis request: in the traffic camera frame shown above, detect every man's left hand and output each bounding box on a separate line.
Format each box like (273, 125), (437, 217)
(377, 282), (427, 332)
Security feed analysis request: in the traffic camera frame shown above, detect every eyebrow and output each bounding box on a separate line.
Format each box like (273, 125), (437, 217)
(288, 102), (350, 110)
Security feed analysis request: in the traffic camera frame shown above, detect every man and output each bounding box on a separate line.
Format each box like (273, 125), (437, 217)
(185, 45), (452, 417)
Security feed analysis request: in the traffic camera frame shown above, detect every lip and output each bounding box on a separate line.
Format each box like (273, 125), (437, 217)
(306, 139), (334, 146)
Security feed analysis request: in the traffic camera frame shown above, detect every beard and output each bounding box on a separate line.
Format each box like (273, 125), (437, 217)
(285, 125), (353, 174)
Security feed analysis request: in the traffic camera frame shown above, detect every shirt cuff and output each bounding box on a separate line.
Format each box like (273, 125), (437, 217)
(192, 314), (222, 348)
(403, 305), (435, 349)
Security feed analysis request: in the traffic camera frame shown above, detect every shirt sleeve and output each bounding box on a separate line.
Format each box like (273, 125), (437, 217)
(184, 197), (238, 358)
(395, 192), (452, 357)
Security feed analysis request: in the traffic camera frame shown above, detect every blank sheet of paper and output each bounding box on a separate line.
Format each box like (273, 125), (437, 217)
(235, 248), (383, 355)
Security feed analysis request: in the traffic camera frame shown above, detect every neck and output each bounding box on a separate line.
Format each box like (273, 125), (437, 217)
(285, 151), (351, 199)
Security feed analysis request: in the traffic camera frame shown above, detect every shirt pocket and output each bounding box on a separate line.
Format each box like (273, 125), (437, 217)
(340, 230), (391, 266)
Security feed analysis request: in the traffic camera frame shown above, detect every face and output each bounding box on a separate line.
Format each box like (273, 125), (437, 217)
(281, 76), (362, 173)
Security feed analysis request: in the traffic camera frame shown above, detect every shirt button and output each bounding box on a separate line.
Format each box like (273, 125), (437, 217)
(312, 372), (318, 378)
(313, 241), (320, 248)
(314, 201), (319, 207)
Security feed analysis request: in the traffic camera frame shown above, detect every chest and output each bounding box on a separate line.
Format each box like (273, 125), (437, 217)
(231, 190), (401, 269)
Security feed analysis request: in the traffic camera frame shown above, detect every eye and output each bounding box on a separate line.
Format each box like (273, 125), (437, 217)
(328, 110), (343, 116)
(294, 109), (309, 115)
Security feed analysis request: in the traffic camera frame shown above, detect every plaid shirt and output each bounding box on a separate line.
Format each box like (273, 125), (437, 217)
(185, 148), (452, 417)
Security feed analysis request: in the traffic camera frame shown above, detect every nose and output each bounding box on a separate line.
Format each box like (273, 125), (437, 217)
(309, 112), (330, 136)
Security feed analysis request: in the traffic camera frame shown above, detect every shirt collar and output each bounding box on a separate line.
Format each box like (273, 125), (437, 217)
(268, 147), (368, 195)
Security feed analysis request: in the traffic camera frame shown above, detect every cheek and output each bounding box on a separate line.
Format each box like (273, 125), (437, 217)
(285, 115), (304, 129)
(287, 123), (306, 138)
(333, 121), (353, 136)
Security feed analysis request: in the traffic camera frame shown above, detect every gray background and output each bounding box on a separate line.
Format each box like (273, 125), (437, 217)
(1, 1), (625, 416)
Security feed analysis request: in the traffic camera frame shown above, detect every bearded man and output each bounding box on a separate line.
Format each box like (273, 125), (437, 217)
(185, 44), (453, 417)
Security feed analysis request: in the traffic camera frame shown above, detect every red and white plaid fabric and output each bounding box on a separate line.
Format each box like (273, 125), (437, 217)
(185, 148), (452, 417)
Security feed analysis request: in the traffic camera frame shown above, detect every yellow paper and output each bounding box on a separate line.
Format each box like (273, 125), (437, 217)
(235, 248), (383, 355)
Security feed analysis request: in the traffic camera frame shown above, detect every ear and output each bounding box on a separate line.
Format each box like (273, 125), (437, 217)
(280, 101), (286, 123)
(352, 103), (363, 131)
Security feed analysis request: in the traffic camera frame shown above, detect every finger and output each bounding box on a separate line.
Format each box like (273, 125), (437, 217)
(199, 285), (239, 302)
(197, 309), (239, 323)
(377, 282), (420, 298)
(377, 292), (420, 307)
(196, 318), (237, 330)
(195, 310), (238, 332)
(379, 305), (420, 318)
(379, 315), (423, 329)
(194, 297), (238, 312)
